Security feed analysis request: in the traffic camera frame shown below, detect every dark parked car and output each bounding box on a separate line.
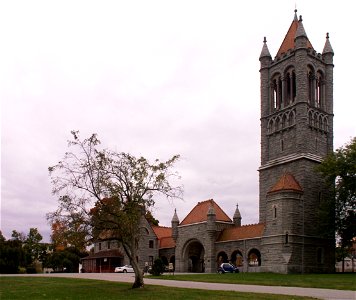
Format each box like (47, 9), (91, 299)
(217, 263), (239, 274)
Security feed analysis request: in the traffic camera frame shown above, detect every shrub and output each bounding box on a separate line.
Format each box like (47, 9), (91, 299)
(149, 258), (165, 276)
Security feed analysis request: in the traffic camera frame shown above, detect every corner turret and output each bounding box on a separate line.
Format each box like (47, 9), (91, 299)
(294, 15), (309, 49)
(259, 37), (272, 69)
(206, 201), (216, 234)
(233, 203), (242, 227)
(171, 209), (179, 241)
(322, 32), (334, 64)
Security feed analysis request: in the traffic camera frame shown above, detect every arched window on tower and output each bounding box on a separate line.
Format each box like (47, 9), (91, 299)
(271, 74), (282, 111)
(315, 71), (324, 108)
(308, 71), (314, 104)
(291, 71), (296, 103)
(278, 77), (283, 108)
(307, 66), (316, 105)
(285, 68), (296, 105)
(273, 206), (277, 219)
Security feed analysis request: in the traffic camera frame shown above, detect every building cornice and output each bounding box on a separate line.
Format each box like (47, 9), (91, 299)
(259, 153), (323, 171)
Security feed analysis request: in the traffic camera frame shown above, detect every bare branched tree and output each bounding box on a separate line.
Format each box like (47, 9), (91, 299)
(48, 131), (182, 288)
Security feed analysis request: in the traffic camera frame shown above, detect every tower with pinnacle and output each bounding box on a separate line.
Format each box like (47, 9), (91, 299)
(259, 10), (335, 273)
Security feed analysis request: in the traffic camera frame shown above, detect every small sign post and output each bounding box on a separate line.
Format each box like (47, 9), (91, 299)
(168, 263), (174, 275)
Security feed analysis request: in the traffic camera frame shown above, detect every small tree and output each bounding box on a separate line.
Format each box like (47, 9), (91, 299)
(317, 137), (356, 270)
(48, 131), (182, 288)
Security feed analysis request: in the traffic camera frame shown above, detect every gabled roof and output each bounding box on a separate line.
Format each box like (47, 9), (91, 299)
(151, 226), (172, 239)
(180, 199), (232, 226)
(276, 10), (313, 57)
(151, 226), (175, 249)
(268, 172), (303, 193)
(216, 223), (265, 242)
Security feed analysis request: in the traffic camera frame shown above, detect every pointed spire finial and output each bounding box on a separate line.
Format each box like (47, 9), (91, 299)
(172, 208), (179, 223)
(295, 15), (308, 39)
(294, 8), (298, 21)
(323, 32), (334, 55)
(259, 36), (271, 59)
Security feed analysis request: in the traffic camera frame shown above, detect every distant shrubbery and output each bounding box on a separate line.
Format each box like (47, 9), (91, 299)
(149, 258), (165, 276)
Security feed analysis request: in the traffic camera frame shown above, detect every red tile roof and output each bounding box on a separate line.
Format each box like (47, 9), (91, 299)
(268, 173), (303, 193)
(276, 17), (313, 57)
(159, 236), (176, 249)
(151, 226), (175, 249)
(151, 226), (172, 239)
(216, 223), (265, 242)
(180, 199), (232, 225)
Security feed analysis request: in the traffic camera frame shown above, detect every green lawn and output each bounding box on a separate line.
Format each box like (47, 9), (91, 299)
(0, 277), (317, 300)
(150, 272), (356, 290)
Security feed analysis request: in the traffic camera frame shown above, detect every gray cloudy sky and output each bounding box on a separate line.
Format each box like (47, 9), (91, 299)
(1, 0), (355, 242)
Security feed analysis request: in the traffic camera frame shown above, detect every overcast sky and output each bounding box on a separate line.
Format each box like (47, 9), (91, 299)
(1, 0), (355, 242)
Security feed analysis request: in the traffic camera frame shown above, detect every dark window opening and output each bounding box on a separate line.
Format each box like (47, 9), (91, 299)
(149, 240), (154, 248)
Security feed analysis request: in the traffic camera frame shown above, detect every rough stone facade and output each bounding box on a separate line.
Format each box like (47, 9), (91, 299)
(258, 11), (335, 273)
(85, 10), (335, 274)
(169, 10), (335, 274)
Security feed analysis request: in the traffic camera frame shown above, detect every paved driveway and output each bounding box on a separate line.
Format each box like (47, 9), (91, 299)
(6, 273), (356, 300)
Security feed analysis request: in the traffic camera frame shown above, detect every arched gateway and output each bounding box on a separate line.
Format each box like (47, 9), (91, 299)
(182, 239), (205, 272)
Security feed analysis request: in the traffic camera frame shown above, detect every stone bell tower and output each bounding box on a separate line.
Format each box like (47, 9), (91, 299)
(259, 10), (335, 273)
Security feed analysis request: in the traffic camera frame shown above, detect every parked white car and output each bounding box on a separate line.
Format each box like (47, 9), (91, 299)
(114, 265), (134, 273)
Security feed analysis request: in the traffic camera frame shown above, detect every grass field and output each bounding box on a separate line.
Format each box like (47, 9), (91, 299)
(0, 277), (318, 300)
(149, 272), (356, 290)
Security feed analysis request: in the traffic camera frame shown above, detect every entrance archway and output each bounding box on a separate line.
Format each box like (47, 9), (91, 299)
(248, 248), (261, 266)
(183, 240), (205, 272)
(231, 250), (243, 267)
(216, 251), (228, 269)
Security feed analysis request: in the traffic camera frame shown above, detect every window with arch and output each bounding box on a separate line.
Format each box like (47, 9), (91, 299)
(285, 68), (296, 105)
(308, 68), (315, 104)
(248, 249), (261, 266)
(271, 74), (282, 111)
(315, 71), (324, 108)
(231, 250), (243, 267)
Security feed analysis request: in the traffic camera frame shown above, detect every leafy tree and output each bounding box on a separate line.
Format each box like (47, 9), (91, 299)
(48, 131), (182, 288)
(145, 210), (159, 226)
(0, 231), (6, 243)
(11, 230), (26, 242)
(50, 219), (88, 252)
(0, 238), (25, 274)
(24, 228), (47, 264)
(317, 137), (356, 267)
(44, 246), (87, 273)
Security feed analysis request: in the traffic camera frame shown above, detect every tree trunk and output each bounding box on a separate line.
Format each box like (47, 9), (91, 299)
(131, 257), (144, 288)
(123, 238), (144, 289)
